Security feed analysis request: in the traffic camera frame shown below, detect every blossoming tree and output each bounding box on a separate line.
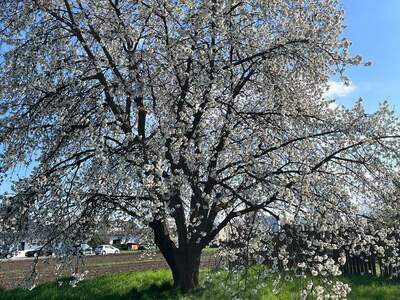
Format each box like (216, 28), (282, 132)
(0, 0), (399, 292)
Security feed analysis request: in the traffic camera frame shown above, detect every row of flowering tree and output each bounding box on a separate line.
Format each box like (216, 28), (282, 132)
(213, 208), (400, 299)
(0, 0), (399, 293)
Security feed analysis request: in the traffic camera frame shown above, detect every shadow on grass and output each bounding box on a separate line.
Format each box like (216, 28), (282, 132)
(0, 281), (180, 300)
(126, 282), (180, 300)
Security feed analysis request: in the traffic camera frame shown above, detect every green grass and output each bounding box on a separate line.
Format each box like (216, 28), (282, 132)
(0, 270), (175, 300)
(345, 275), (400, 300)
(0, 270), (399, 300)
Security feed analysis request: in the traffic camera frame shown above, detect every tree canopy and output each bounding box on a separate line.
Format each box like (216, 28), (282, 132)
(0, 0), (399, 292)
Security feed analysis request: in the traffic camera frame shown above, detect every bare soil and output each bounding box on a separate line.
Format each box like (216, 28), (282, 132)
(0, 251), (217, 289)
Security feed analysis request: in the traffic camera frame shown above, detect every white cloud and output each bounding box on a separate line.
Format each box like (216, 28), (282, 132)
(324, 80), (356, 99)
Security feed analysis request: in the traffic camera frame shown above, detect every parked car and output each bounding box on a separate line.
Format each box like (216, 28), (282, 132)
(25, 246), (53, 257)
(71, 243), (93, 255)
(44, 243), (92, 257)
(79, 243), (93, 255)
(94, 245), (120, 255)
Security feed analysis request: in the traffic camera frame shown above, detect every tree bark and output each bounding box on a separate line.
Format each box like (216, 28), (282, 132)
(172, 249), (201, 292)
(150, 220), (202, 292)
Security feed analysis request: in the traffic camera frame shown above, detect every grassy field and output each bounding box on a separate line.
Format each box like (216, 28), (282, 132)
(0, 269), (399, 300)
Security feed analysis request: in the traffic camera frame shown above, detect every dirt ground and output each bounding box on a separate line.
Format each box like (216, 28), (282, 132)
(0, 251), (217, 290)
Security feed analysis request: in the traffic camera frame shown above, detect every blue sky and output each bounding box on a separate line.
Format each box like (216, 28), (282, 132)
(331, 0), (400, 113)
(0, 2), (399, 194)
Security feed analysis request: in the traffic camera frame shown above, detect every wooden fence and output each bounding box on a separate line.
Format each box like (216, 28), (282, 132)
(341, 253), (399, 278)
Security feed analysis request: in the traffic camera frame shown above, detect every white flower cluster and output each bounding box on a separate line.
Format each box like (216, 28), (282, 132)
(69, 271), (89, 288)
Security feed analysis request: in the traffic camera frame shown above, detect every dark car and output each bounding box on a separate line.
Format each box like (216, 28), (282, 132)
(0, 249), (8, 259)
(25, 246), (53, 258)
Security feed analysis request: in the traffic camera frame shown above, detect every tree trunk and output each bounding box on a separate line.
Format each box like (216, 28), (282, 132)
(172, 249), (201, 292)
(150, 220), (202, 292)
